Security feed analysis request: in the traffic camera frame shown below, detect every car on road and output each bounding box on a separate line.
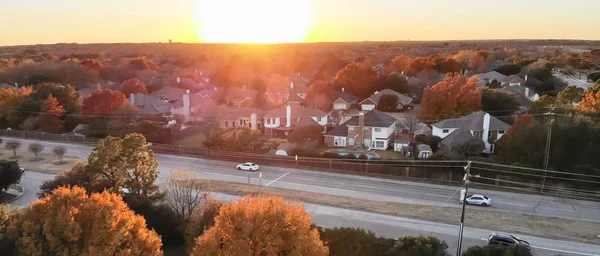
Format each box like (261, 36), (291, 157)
(487, 233), (531, 250)
(465, 194), (491, 206)
(237, 162), (260, 171)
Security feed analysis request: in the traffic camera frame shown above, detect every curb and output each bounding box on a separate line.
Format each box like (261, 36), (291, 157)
(2, 184), (25, 204)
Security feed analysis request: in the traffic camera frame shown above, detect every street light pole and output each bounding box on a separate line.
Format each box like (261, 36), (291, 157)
(456, 161), (472, 256)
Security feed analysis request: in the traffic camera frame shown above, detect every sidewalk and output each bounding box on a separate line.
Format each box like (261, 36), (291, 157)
(212, 193), (600, 256)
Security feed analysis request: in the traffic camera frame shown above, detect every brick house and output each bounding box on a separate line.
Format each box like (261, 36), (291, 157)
(263, 104), (327, 137)
(432, 111), (510, 153)
(324, 110), (397, 150)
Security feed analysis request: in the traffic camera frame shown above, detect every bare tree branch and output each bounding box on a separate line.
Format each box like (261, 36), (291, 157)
(165, 170), (211, 221)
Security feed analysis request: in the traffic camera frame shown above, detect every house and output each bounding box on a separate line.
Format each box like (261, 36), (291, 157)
(223, 86), (259, 107)
(324, 110), (397, 150)
(265, 81), (307, 106)
(416, 144), (433, 159)
(150, 87), (186, 102)
(359, 89), (413, 111)
(393, 133), (412, 157)
(499, 84), (540, 106)
(500, 75), (526, 87)
(263, 104), (328, 137)
(431, 111), (510, 153)
(217, 107), (264, 131)
(196, 87), (225, 102)
(474, 71), (506, 86)
(438, 128), (484, 155)
(128, 93), (172, 116)
(331, 88), (359, 110)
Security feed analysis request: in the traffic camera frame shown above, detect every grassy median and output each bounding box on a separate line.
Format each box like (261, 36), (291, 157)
(0, 149), (84, 174)
(198, 179), (600, 245)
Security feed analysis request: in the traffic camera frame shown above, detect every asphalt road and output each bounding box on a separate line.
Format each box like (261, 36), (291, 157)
(6, 138), (600, 256)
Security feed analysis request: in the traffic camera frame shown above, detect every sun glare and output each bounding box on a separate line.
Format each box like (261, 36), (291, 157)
(196, 0), (313, 44)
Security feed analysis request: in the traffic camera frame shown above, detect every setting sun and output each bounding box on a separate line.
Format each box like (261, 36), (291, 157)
(196, 0), (313, 44)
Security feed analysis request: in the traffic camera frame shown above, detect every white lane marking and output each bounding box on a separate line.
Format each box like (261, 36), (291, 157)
(265, 172), (291, 187)
(478, 239), (599, 256)
(292, 177), (316, 181)
(356, 184), (375, 189)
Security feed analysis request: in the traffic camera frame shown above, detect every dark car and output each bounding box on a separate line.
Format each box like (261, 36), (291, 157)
(487, 233), (531, 250)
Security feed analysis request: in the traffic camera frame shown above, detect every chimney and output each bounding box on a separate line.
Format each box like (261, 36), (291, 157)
(374, 91), (379, 95)
(342, 87), (345, 92)
(285, 105), (292, 128)
(183, 91), (191, 122)
(525, 75), (528, 81)
(129, 93), (135, 105)
(177, 77), (181, 84)
(525, 87), (530, 98)
(290, 82), (294, 89)
(358, 112), (365, 149)
(250, 113), (257, 131)
(482, 112), (491, 151)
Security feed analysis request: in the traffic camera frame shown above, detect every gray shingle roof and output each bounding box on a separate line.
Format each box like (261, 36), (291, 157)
(331, 90), (359, 104)
(150, 87), (186, 101)
(440, 128), (478, 147)
(129, 93), (169, 107)
(474, 71), (506, 85)
(342, 110), (397, 127)
(501, 75), (525, 84)
(264, 104), (326, 118)
(361, 89), (413, 105)
(432, 111), (509, 131)
(324, 123), (348, 136)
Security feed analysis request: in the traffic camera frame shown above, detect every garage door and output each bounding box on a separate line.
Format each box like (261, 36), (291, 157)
(361, 104), (375, 111)
(333, 103), (347, 110)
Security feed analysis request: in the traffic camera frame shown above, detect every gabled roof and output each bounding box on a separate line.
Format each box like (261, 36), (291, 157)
(499, 85), (536, 105)
(331, 90), (359, 104)
(129, 93), (169, 107)
(501, 74), (525, 84)
(290, 82), (308, 94)
(264, 104), (326, 118)
(343, 110), (397, 128)
(440, 128), (479, 147)
(416, 144), (433, 153)
(138, 104), (171, 116)
(288, 92), (305, 103)
(360, 89), (413, 105)
(474, 71), (506, 84)
(219, 107), (264, 120)
(225, 87), (258, 102)
(150, 87), (186, 101)
(432, 111), (510, 131)
(324, 123), (348, 136)
(295, 116), (321, 129)
(197, 87), (225, 99)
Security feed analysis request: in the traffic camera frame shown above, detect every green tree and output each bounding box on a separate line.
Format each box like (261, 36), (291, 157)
(494, 64), (522, 76)
(388, 235), (450, 256)
(87, 133), (163, 205)
(481, 88), (521, 117)
(528, 95), (556, 114)
(462, 244), (532, 256)
(39, 162), (88, 198)
(287, 125), (324, 145)
(318, 227), (395, 256)
(0, 160), (23, 195)
(557, 86), (585, 105)
(10, 186), (163, 256)
(378, 94), (400, 111)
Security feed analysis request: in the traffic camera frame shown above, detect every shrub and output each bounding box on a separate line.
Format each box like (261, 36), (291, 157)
(463, 244), (532, 256)
(28, 143), (44, 158)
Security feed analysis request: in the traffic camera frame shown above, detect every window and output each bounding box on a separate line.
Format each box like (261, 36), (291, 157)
(348, 126), (354, 131)
(232, 122), (236, 128)
(316, 117), (321, 122)
(375, 141), (385, 148)
(498, 130), (505, 134)
(374, 128), (382, 132)
(442, 129), (449, 133)
(266, 119), (272, 124)
(364, 127), (369, 132)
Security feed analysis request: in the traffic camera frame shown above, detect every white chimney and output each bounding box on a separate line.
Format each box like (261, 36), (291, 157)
(290, 82), (294, 89)
(183, 92), (190, 122)
(358, 112), (365, 149)
(525, 87), (530, 98)
(374, 91), (379, 95)
(342, 87), (345, 92)
(285, 105), (292, 128)
(525, 75), (528, 81)
(129, 93), (135, 105)
(177, 77), (181, 84)
(250, 113), (257, 131)
(482, 113), (491, 152)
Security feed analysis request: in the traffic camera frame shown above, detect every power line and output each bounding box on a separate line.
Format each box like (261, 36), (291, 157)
(472, 161), (600, 179)
(470, 166), (600, 185)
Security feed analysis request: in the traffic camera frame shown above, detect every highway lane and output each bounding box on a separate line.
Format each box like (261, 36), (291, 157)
(7, 137), (600, 223)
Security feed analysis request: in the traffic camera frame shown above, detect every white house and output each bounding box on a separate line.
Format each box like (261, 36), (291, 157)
(263, 104), (328, 137)
(324, 110), (397, 150)
(359, 89), (413, 111)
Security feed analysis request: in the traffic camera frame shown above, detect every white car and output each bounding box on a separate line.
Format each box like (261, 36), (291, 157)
(236, 162), (260, 171)
(465, 194), (491, 206)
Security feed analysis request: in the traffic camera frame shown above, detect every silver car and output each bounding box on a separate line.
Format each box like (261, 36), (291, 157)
(465, 194), (491, 206)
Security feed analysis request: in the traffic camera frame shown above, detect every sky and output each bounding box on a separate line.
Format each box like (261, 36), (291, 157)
(1, 0), (599, 45)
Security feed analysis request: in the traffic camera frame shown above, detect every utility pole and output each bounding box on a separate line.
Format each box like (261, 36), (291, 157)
(541, 107), (555, 193)
(456, 161), (472, 256)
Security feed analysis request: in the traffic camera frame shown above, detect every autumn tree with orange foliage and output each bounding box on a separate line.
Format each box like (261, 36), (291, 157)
(191, 195), (328, 256)
(39, 94), (64, 133)
(9, 186), (163, 256)
(386, 55), (412, 74)
(80, 59), (104, 72)
(575, 91), (600, 112)
(82, 89), (126, 115)
(421, 73), (482, 121)
(120, 78), (148, 96)
(333, 60), (378, 98)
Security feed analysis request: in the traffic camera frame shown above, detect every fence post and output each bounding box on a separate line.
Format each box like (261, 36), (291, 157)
(495, 174), (500, 186)
(405, 167), (410, 177)
(42, 132), (45, 140)
(328, 159), (333, 169)
(365, 162), (369, 173)
(448, 170), (453, 181)
(295, 155), (298, 167)
(63, 134), (67, 142)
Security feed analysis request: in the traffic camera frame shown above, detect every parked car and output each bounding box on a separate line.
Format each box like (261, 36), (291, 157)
(488, 233), (531, 250)
(465, 194), (491, 206)
(236, 162), (260, 171)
